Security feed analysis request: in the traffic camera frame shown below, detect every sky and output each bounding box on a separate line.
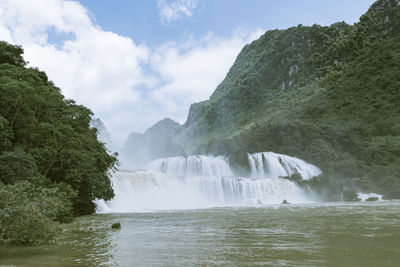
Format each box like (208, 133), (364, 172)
(0, 0), (376, 147)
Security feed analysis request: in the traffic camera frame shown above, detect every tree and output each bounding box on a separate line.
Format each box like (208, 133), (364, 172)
(0, 41), (117, 216)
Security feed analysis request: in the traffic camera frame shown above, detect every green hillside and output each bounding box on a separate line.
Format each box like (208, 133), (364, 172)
(176, 0), (400, 199)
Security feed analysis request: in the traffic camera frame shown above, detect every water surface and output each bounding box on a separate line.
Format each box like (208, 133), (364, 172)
(1, 202), (400, 266)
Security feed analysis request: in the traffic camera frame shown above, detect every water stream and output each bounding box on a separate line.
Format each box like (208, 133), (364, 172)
(97, 153), (319, 212)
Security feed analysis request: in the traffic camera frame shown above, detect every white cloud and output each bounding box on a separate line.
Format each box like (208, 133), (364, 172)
(0, 0), (151, 146)
(0, 0), (151, 112)
(100, 29), (264, 146)
(0, 0), (263, 147)
(157, 0), (200, 25)
(149, 29), (263, 122)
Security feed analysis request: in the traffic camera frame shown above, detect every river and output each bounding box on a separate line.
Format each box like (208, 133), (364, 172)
(1, 202), (400, 266)
(2, 154), (399, 266)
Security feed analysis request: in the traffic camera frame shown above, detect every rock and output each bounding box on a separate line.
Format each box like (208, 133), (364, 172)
(365, 197), (379, 202)
(111, 222), (121, 229)
(282, 199), (289, 204)
(343, 189), (361, 202)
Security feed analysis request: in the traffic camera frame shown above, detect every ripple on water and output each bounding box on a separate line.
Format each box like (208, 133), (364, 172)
(1, 202), (400, 266)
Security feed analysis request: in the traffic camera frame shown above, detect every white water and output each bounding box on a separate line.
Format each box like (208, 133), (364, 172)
(147, 155), (234, 177)
(357, 192), (383, 201)
(96, 170), (310, 213)
(248, 152), (322, 180)
(96, 153), (321, 212)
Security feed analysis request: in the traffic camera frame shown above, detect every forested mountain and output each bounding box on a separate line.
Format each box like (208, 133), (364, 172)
(121, 118), (182, 168)
(0, 41), (117, 244)
(169, 0), (400, 198)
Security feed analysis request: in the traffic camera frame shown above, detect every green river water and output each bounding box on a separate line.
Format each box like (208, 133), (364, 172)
(1, 202), (400, 266)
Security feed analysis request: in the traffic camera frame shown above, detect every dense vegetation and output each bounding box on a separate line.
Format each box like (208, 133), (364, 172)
(0, 41), (117, 245)
(172, 0), (400, 199)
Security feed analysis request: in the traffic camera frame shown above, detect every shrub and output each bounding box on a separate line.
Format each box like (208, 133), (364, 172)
(0, 182), (74, 245)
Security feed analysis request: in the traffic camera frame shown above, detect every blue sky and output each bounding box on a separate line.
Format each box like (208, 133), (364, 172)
(78, 0), (374, 45)
(0, 0), (375, 148)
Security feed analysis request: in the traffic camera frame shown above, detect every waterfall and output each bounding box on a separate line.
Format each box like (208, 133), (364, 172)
(95, 154), (322, 212)
(96, 169), (310, 213)
(147, 155), (234, 177)
(248, 152), (322, 180)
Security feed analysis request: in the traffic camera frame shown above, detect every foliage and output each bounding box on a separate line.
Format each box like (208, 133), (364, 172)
(0, 182), (74, 245)
(0, 150), (37, 184)
(0, 40), (117, 244)
(0, 41), (26, 66)
(0, 41), (117, 215)
(176, 0), (400, 199)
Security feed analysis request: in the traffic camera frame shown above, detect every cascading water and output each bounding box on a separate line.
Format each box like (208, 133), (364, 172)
(96, 170), (310, 213)
(248, 152), (322, 180)
(96, 153), (321, 213)
(147, 155), (234, 177)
